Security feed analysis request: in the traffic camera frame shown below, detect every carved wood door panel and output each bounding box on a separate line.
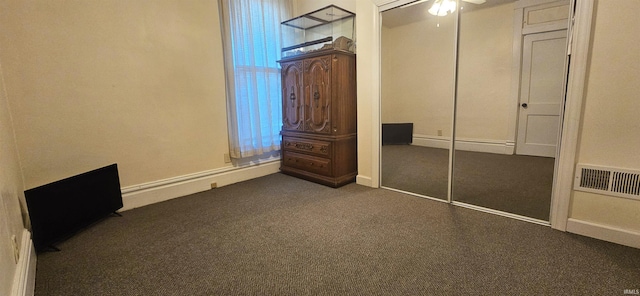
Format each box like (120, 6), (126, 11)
(304, 56), (332, 134)
(281, 61), (304, 131)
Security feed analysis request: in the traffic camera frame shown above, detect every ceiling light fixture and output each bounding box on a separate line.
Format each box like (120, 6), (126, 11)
(428, 0), (457, 16)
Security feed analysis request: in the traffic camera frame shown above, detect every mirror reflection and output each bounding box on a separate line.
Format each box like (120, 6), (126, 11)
(453, 0), (569, 221)
(381, 0), (456, 200)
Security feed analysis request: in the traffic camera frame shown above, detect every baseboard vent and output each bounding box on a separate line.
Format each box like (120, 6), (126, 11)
(575, 164), (640, 200)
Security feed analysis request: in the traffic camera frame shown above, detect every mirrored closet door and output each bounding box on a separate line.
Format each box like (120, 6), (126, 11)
(380, 0), (572, 222)
(380, 0), (457, 200)
(452, 0), (570, 221)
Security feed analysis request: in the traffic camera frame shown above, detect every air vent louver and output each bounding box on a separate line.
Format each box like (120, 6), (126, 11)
(575, 164), (640, 200)
(579, 168), (610, 190)
(611, 172), (640, 196)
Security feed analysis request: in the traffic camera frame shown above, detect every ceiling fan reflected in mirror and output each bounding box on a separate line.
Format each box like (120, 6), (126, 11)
(403, 0), (487, 16)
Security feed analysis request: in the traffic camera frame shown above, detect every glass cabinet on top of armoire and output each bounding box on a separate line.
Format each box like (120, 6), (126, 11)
(278, 5), (357, 187)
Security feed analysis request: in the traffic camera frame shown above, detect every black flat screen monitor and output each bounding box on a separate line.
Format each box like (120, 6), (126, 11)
(25, 164), (123, 252)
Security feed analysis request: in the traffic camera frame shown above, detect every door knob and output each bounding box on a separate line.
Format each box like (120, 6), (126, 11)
(521, 103), (528, 108)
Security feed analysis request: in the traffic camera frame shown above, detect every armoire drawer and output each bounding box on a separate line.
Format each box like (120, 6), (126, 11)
(282, 151), (332, 176)
(282, 136), (331, 157)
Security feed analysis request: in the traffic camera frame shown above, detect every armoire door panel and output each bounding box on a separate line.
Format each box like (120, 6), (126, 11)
(304, 56), (332, 134)
(281, 61), (304, 132)
(331, 54), (357, 135)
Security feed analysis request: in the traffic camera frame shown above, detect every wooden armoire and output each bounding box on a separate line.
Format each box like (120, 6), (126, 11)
(279, 50), (357, 187)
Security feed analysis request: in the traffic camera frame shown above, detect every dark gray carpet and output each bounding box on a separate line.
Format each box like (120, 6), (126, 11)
(35, 173), (639, 295)
(382, 145), (554, 220)
(382, 145), (450, 199)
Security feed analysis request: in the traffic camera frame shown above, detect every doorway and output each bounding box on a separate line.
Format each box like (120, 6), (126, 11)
(517, 30), (568, 157)
(380, 0), (572, 222)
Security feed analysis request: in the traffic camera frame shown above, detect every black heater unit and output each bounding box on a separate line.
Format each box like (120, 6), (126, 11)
(24, 164), (123, 252)
(382, 123), (413, 145)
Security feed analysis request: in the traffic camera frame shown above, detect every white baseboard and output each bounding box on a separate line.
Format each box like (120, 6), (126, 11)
(120, 160), (281, 211)
(356, 175), (373, 187)
(12, 229), (36, 296)
(412, 134), (515, 155)
(566, 218), (640, 249)
(412, 134), (450, 149)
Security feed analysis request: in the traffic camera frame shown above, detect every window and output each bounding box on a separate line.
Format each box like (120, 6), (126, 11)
(219, 0), (293, 159)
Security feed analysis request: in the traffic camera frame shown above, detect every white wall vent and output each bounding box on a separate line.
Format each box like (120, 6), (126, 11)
(575, 164), (640, 200)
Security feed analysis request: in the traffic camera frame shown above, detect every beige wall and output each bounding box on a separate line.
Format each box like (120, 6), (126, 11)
(381, 11), (455, 137)
(570, 0), (640, 232)
(0, 54), (26, 296)
(0, 0), (230, 189)
(457, 3), (514, 141)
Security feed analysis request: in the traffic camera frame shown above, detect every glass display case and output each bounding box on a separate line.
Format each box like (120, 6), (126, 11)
(281, 5), (355, 58)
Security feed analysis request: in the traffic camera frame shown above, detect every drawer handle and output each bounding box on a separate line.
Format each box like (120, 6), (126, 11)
(294, 143), (314, 151)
